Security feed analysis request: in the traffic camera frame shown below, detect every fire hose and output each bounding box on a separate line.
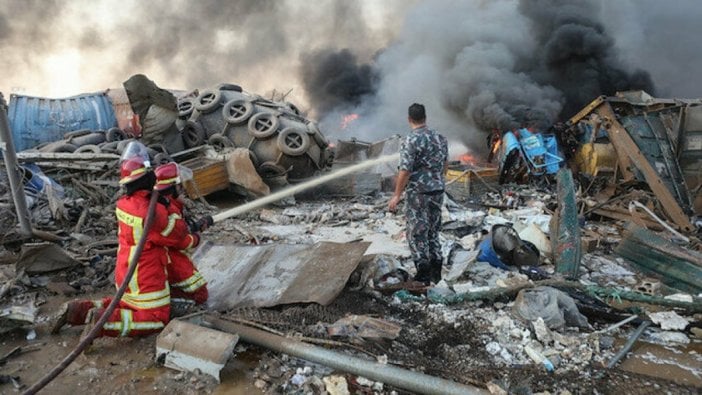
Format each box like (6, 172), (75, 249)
(23, 191), (160, 395)
(24, 153), (401, 393)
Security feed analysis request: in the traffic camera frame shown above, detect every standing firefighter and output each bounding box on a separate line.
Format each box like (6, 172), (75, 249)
(51, 141), (198, 337)
(153, 162), (209, 306)
(388, 103), (448, 284)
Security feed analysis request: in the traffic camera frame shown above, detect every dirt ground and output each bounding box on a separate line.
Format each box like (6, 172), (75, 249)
(2, 285), (700, 395)
(2, 194), (701, 394)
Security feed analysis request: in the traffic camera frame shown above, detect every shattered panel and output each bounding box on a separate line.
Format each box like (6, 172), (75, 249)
(193, 241), (370, 310)
(617, 114), (692, 213)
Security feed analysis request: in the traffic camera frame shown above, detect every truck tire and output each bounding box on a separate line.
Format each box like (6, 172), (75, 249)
(222, 99), (254, 124)
(217, 83), (243, 92)
(208, 133), (234, 150)
(182, 121), (206, 148)
(178, 98), (196, 118)
(247, 112), (280, 139)
(106, 127), (127, 142)
(277, 127), (310, 156)
(50, 143), (78, 153)
(74, 144), (102, 154)
(195, 89), (223, 113)
(258, 161), (286, 177)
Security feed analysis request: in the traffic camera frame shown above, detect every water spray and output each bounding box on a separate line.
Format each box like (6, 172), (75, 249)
(212, 152), (400, 223)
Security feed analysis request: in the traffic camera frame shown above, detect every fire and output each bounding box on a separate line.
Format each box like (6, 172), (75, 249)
(459, 152), (477, 165)
(491, 139), (501, 155)
(341, 113), (359, 130)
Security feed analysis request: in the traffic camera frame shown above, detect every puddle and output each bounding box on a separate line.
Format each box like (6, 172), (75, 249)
(214, 349), (263, 395)
(618, 339), (702, 386)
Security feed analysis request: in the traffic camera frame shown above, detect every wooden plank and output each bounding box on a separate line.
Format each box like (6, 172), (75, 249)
(181, 157), (229, 199)
(16, 152), (119, 162)
(597, 105), (694, 232)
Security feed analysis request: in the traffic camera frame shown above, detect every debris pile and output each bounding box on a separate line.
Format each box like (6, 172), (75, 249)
(1, 88), (701, 394)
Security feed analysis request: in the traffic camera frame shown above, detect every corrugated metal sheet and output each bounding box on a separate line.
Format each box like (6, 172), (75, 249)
(8, 92), (117, 151)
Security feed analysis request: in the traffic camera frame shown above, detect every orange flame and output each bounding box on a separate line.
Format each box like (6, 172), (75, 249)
(491, 139), (501, 155)
(459, 153), (476, 165)
(341, 113), (359, 129)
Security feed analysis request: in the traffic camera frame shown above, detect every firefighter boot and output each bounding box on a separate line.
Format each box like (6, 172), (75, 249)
(79, 308), (103, 343)
(50, 300), (95, 334)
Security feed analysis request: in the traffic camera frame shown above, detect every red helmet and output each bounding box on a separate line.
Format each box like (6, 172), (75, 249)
(154, 162), (181, 191)
(119, 157), (149, 185)
(119, 141), (151, 185)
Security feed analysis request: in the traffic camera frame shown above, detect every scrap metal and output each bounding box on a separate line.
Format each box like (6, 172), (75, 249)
(615, 223), (702, 294)
(552, 168), (581, 278)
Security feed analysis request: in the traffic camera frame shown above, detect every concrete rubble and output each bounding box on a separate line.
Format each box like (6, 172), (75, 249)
(1, 85), (701, 394)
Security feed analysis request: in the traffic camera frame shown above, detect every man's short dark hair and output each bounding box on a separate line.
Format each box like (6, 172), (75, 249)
(408, 103), (426, 122)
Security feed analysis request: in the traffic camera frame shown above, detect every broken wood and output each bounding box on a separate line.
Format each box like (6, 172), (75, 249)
(598, 104), (694, 232)
(15, 152), (119, 162)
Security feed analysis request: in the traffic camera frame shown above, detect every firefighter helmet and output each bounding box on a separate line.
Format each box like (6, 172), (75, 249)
(154, 162), (180, 191)
(119, 141), (151, 185)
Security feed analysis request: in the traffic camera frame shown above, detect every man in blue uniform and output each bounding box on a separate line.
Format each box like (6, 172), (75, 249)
(389, 103), (448, 284)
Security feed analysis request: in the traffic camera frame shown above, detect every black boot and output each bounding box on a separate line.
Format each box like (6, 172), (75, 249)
(430, 261), (442, 284)
(413, 263), (432, 285)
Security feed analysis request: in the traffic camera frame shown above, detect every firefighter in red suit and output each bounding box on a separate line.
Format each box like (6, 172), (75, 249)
(51, 141), (199, 337)
(153, 162), (209, 305)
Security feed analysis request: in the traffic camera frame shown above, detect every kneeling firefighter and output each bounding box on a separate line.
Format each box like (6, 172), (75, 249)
(52, 141), (200, 337)
(153, 161), (210, 307)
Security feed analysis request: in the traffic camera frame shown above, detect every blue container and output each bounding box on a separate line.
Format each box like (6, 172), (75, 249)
(8, 92), (117, 151)
(477, 236), (511, 270)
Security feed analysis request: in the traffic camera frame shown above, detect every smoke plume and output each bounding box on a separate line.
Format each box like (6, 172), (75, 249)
(2, 0), (702, 154)
(300, 49), (378, 115)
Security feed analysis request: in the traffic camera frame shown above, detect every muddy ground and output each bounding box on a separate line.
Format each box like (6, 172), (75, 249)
(2, 193), (701, 394)
(2, 284), (701, 394)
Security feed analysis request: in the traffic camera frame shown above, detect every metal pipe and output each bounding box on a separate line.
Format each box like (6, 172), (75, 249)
(202, 314), (488, 395)
(212, 153), (400, 223)
(0, 93), (33, 236)
(606, 320), (651, 369)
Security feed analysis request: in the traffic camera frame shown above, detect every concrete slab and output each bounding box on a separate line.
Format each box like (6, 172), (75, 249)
(156, 319), (239, 382)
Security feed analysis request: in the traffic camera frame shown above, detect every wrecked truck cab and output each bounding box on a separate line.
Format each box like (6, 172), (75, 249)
(496, 128), (564, 184)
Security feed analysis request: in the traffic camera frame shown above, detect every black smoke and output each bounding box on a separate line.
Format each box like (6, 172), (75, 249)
(519, 0), (655, 118)
(300, 49), (378, 115)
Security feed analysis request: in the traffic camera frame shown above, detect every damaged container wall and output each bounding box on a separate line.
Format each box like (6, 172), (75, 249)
(619, 114), (693, 213)
(105, 88), (138, 133)
(682, 105), (702, 213)
(8, 92), (117, 151)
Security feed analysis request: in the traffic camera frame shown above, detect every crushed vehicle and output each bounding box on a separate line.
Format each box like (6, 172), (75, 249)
(490, 127), (564, 184)
(558, 90), (702, 231)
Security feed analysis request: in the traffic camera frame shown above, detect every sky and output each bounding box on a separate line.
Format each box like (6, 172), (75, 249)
(2, 0), (702, 148)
